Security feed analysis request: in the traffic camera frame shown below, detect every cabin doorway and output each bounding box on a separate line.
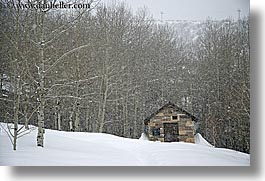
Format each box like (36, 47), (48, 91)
(163, 123), (179, 142)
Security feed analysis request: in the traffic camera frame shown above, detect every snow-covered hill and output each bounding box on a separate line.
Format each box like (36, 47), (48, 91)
(0, 124), (250, 166)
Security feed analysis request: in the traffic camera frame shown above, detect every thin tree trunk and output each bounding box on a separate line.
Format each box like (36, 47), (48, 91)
(98, 48), (108, 133)
(85, 105), (90, 132)
(74, 101), (80, 132)
(13, 75), (21, 150)
(56, 99), (61, 131)
(24, 102), (29, 130)
(97, 75), (103, 132)
(58, 111), (61, 131)
(69, 110), (74, 131)
(123, 92), (128, 137)
(54, 99), (58, 130)
(37, 6), (46, 147)
(133, 95), (138, 138)
(69, 120), (73, 131)
(55, 99), (61, 131)
(37, 58), (45, 147)
(69, 97), (78, 131)
(98, 76), (108, 133)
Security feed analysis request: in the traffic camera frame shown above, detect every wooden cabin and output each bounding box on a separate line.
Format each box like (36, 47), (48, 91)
(144, 102), (198, 143)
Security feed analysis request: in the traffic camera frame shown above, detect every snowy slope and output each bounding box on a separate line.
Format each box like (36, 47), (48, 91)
(0, 124), (250, 166)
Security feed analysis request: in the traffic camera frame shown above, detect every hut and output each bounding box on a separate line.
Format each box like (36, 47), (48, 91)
(144, 102), (198, 143)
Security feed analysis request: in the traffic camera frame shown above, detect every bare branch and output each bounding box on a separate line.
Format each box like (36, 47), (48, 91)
(0, 123), (14, 145)
(45, 44), (90, 74)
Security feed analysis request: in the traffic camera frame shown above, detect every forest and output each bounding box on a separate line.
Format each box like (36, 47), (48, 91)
(0, 0), (249, 153)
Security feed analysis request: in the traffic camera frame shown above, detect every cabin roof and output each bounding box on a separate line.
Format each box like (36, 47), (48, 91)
(144, 101), (198, 125)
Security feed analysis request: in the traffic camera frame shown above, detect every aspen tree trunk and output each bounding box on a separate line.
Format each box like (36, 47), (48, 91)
(69, 110), (74, 131)
(73, 52), (81, 132)
(74, 101), (80, 132)
(133, 96), (138, 138)
(13, 75), (21, 150)
(37, 5), (46, 147)
(125, 93), (128, 136)
(12, 1), (21, 150)
(24, 117), (29, 130)
(97, 94), (102, 131)
(123, 92), (128, 137)
(37, 57), (45, 147)
(24, 87), (29, 130)
(98, 76), (108, 133)
(69, 120), (73, 131)
(69, 87), (81, 132)
(24, 102), (29, 129)
(98, 48), (108, 133)
(54, 100), (58, 130)
(97, 65), (103, 132)
(57, 111), (61, 131)
(69, 107), (74, 131)
(0, 73), (2, 92)
(212, 125), (216, 147)
(85, 106), (90, 132)
(54, 116), (57, 130)
(55, 99), (61, 131)
(69, 80), (79, 132)
(115, 90), (119, 134)
(122, 98), (126, 136)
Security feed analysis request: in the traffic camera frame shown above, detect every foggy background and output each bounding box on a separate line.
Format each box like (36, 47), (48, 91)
(104, 0), (249, 20)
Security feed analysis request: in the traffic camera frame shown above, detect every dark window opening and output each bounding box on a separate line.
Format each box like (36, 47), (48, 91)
(152, 128), (160, 136)
(172, 116), (178, 120)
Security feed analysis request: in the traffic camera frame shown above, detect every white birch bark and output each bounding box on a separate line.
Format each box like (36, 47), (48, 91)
(37, 4), (46, 147)
(55, 98), (61, 131)
(133, 96), (138, 138)
(97, 47), (109, 133)
(98, 76), (108, 133)
(74, 101), (80, 132)
(13, 75), (21, 150)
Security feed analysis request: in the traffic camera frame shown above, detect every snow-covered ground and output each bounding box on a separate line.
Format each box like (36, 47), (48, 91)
(0, 123), (250, 166)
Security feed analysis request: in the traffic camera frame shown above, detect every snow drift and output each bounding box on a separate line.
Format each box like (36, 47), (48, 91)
(0, 123), (250, 166)
(195, 133), (214, 147)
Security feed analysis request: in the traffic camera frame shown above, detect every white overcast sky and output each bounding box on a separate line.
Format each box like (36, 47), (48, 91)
(103, 0), (249, 21)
